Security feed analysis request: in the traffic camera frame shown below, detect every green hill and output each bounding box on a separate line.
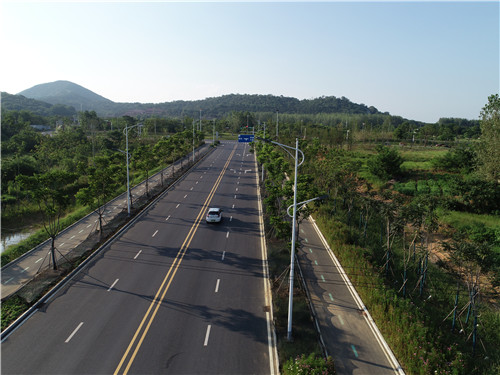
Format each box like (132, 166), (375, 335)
(17, 80), (113, 113)
(1, 92), (77, 117)
(10, 80), (385, 118)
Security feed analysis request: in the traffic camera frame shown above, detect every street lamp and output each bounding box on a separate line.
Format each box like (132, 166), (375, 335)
(287, 195), (329, 242)
(123, 123), (143, 216)
(193, 120), (196, 163)
(257, 136), (304, 341)
(286, 195), (329, 218)
(276, 109), (279, 139)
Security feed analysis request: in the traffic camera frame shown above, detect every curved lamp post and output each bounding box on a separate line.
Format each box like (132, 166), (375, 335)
(257, 136), (305, 341)
(123, 123), (143, 216)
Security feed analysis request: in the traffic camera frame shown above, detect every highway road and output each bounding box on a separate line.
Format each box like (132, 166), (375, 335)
(2, 141), (277, 374)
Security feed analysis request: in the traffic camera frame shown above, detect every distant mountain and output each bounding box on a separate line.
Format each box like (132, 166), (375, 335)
(18, 80), (114, 113)
(10, 80), (384, 118)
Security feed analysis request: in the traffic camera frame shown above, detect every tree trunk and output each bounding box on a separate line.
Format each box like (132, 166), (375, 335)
(51, 236), (57, 270)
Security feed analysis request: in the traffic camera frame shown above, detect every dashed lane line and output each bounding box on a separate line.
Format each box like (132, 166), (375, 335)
(204, 325), (212, 346)
(108, 279), (119, 292)
(65, 322), (84, 343)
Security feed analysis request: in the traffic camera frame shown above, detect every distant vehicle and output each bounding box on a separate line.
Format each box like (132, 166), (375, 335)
(206, 208), (223, 223)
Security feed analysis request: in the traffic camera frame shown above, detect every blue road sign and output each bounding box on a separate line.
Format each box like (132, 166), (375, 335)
(238, 134), (255, 143)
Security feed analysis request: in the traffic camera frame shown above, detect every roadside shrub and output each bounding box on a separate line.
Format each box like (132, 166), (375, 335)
(367, 145), (404, 180)
(283, 353), (336, 375)
(431, 145), (476, 173)
(453, 178), (500, 214)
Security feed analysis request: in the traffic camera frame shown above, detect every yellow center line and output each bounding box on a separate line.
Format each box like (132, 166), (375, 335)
(114, 146), (236, 375)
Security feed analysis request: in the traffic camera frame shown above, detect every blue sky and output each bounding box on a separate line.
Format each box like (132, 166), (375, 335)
(1, 1), (498, 123)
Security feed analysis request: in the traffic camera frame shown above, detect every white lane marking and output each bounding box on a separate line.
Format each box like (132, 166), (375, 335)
(134, 250), (142, 259)
(338, 315), (345, 325)
(152, 230), (158, 237)
(245, 169), (252, 173)
(35, 258), (43, 263)
(234, 195), (237, 199)
(204, 325), (211, 346)
(230, 216), (233, 222)
(238, 176), (240, 179)
(190, 187), (193, 190)
(21, 267), (30, 273)
(215, 279), (220, 293)
(165, 215), (171, 221)
(232, 204), (235, 209)
(108, 279), (119, 292)
(79, 230), (84, 234)
(176, 204), (180, 208)
(237, 181), (239, 185)
(70, 235), (75, 239)
(5, 277), (14, 284)
(65, 322), (84, 343)
(235, 188), (238, 192)
(184, 194), (188, 199)
(94, 219), (98, 223)
(226, 232), (229, 239)
(196, 181), (199, 184)
(221, 251), (225, 261)
(60, 243), (65, 247)
(87, 224), (92, 228)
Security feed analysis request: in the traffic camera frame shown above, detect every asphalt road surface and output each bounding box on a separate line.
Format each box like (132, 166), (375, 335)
(2, 141), (277, 375)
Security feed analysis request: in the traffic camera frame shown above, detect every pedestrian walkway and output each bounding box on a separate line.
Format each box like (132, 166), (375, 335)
(1, 144), (211, 299)
(295, 215), (404, 375)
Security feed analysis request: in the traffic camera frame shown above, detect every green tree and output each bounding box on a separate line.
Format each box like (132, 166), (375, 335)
(367, 145), (404, 180)
(134, 145), (157, 197)
(17, 170), (77, 270)
(76, 156), (120, 238)
(153, 137), (174, 186)
(477, 94), (500, 181)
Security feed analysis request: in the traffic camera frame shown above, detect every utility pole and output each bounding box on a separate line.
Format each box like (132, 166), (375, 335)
(276, 109), (279, 139)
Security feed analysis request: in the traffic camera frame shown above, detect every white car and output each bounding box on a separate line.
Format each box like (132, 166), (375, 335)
(206, 208), (223, 223)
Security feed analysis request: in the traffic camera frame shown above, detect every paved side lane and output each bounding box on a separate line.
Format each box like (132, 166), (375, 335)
(295, 216), (404, 375)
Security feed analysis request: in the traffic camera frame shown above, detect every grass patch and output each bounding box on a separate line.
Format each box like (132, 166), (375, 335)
(438, 209), (500, 230)
(1, 296), (31, 331)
